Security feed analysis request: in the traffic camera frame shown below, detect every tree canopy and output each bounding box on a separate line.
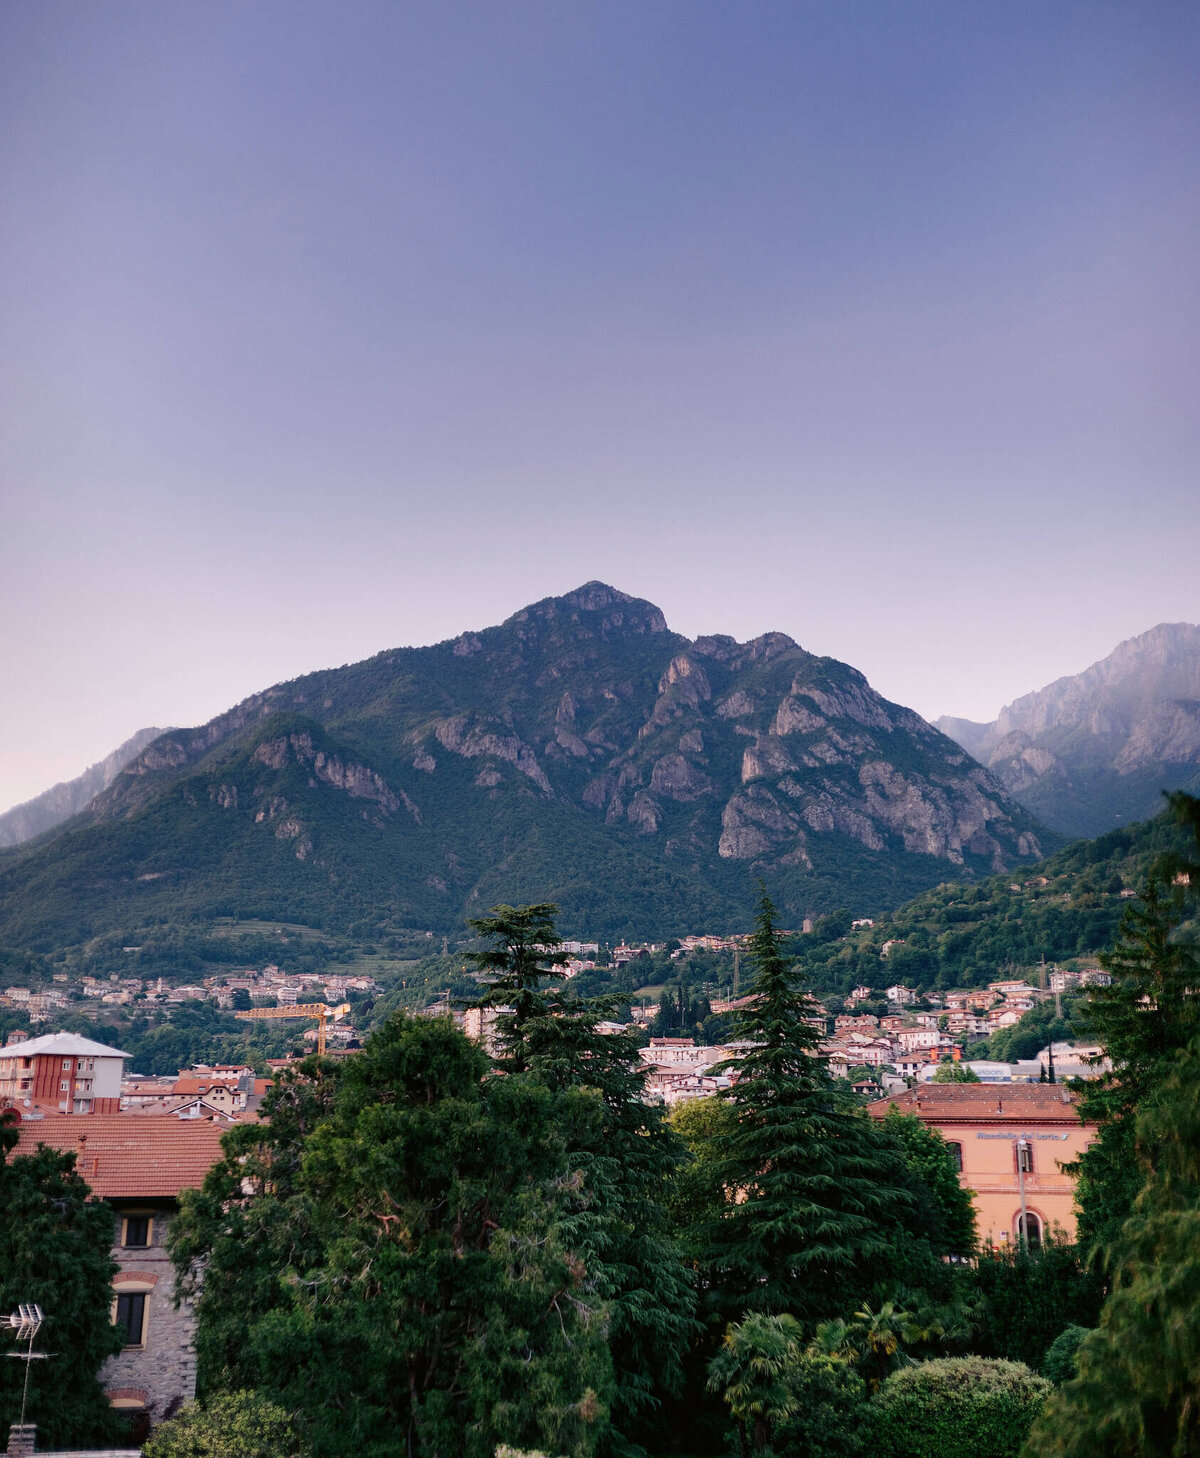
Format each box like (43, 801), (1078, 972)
(0, 1115), (123, 1448)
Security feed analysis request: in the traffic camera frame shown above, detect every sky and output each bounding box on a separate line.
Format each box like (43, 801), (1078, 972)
(2, 1), (1198, 813)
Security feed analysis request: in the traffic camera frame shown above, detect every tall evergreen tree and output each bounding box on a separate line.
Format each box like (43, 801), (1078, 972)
(0, 1117), (123, 1448)
(699, 890), (914, 1322)
(172, 1018), (614, 1458)
(1025, 1035), (1200, 1457)
(1073, 793), (1200, 1250)
(469, 904), (696, 1455)
(467, 903), (566, 1072)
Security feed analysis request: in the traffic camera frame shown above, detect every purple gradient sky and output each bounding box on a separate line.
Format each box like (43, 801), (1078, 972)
(3, 2), (1198, 813)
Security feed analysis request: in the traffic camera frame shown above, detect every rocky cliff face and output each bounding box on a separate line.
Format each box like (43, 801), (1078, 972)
(937, 623), (1200, 838)
(0, 585), (1046, 944)
(0, 727), (166, 848)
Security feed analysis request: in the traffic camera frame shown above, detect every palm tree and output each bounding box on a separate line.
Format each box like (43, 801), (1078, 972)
(706, 1313), (806, 1452)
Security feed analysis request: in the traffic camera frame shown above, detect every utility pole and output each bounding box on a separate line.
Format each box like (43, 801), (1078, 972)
(732, 944), (740, 997)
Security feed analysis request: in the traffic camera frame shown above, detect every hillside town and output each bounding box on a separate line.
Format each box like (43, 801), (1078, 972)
(0, 929), (1117, 1444)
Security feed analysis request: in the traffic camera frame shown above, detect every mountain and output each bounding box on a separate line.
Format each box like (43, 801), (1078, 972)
(0, 584), (1047, 949)
(937, 623), (1200, 839)
(0, 727), (166, 848)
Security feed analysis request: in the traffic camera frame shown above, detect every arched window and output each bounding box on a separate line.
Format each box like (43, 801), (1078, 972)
(1017, 1212), (1043, 1248)
(945, 1141), (963, 1172)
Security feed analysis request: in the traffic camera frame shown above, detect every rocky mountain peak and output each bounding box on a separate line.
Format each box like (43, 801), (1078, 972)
(1, 586), (1049, 944)
(937, 622), (1200, 838)
(507, 582), (669, 636)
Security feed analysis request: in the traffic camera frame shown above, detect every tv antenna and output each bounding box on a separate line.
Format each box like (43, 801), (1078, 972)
(3, 1305), (47, 1428)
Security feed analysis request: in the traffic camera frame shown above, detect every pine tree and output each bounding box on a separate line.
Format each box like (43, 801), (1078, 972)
(467, 903), (567, 1072)
(1073, 794), (1200, 1250)
(471, 904), (697, 1453)
(700, 890), (914, 1322)
(171, 1018), (614, 1458)
(1024, 1035), (1200, 1457)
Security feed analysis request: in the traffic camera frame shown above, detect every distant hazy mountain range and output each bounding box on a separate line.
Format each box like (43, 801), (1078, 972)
(937, 622), (1200, 839)
(0, 727), (165, 848)
(0, 583), (1045, 947)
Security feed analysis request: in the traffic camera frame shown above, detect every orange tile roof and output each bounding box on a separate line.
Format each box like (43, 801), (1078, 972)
(868, 1083), (1088, 1125)
(10, 1113), (228, 1199)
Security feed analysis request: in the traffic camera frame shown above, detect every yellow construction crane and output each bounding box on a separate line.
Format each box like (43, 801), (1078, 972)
(233, 1002), (352, 1055)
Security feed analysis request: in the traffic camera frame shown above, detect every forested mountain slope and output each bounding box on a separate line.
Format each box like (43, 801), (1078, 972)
(0, 583), (1046, 949)
(793, 806), (1193, 997)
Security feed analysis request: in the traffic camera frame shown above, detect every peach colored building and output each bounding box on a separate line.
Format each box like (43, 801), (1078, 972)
(868, 1084), (1096, 1248)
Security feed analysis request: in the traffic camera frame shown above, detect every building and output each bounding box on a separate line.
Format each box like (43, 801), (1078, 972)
(0, 1033), (129, 1115)
(11, 1112), (228, 1433)
(639, 1038), (724, 1068)
(867, 1084), (1096, 1246)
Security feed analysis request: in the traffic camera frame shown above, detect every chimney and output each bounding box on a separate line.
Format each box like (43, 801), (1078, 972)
(7, 1423), (36, 1457)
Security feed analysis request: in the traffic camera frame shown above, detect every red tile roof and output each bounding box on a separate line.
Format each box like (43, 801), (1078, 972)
(867, 1083), (1088, 1125)
(9, 1113), (228, 1199)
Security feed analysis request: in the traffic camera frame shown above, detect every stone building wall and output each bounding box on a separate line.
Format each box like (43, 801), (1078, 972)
(101, 1202), (197, 1427)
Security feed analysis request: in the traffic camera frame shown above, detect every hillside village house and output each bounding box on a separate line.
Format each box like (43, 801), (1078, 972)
(11, 1113), (227, 1436)
(868, 1084), (1096, 1246)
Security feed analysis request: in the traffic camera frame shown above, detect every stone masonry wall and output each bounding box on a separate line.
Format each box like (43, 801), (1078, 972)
(101, 1203), (196, 1427)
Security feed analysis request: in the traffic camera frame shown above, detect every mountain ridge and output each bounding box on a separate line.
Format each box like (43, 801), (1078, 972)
(0, 727), (167, 848)
(0, 583), (1049, 947)
(936, 622), (1200, 838)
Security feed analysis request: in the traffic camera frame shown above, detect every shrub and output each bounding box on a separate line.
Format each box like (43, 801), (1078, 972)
(1041, 1326), (1090, 1385)
(868, 1356), (1051, 1458)
(143, 1391), (305, 1458)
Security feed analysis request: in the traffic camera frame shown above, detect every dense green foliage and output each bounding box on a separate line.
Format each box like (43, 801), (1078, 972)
(971, 1242), (1103, 1374)
(172, 1020), (616, 1458)
(170, 903), (700, 1458)
(466, 905), (697, 1449)
(695, 893), (920, 1322)
(869, 1357), (1051, 1458)
(1024, 1036), (1200, 1456)
(0, 1117), (123, 1448)
(880, 1108), (977, 1257)
(1017, 793), (1200, 1455)
(1071, 796), (1200, 1251)
(143, 1391), (306, 1458)
(1041, 1327), (1090, 1386)
(792, 809), (1191, 998)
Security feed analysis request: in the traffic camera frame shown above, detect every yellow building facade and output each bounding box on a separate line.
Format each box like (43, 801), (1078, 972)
(868, 1083), (1096, 1247)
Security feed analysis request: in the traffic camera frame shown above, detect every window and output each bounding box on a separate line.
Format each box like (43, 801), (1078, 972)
(59, 1081), (70, 1092)
(62, 1059), (72, 1070)
(1018, 1212), (1043, 1248)
(114, 1292), (147, 1347)
(945, 1141), (963, 1173)
(122, 1216), (152, 1248)
(1016, 1141), (1035, 1174)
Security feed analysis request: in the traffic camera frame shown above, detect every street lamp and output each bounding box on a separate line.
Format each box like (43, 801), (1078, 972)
(1015, 1138), (1031, 1250)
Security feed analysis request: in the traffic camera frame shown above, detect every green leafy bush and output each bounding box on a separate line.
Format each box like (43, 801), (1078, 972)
(143, 1391), (304, 1458)
(868, 1356), (1050, 1458)
(1041, 1326), (1090, 1385)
